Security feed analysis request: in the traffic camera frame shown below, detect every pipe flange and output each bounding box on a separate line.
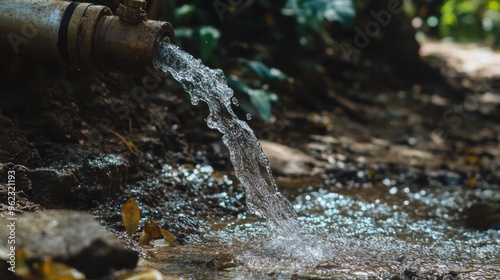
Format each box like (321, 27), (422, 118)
(77, 5), (113, 70)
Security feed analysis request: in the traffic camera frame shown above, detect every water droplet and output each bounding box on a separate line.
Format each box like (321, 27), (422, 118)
(206, 114), (217, 129)
(231, 97), (239, 107)
(246, 113), (252, 120)
(191, 96), (199, 105)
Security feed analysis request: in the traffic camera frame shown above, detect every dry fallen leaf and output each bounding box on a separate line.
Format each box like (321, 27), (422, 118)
(121, 198), (141, 236)
(145, 219), (164, 239)
(139, 219), (177, 245)
(14, 252), (85, 280)
(139, 219), (162, 245)
(138, 229), (152, 245)
(13, 249), (31, 280)
(161, 228), (177, 243)
(40, 259), (86, 280)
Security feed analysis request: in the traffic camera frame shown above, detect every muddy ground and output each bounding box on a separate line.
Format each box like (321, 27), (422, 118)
(0, 39), (499, 279)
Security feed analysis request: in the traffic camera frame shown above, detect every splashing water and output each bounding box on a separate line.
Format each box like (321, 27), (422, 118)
(154, 42), (299, 237)
(150, 42), (500, 279)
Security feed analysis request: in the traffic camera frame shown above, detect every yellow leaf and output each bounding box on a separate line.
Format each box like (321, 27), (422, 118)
(138, 229), (151, 245)
(121, 198), (141, 236)
(139, 219), (164, 245)
(41, 259), (86, 280)
(13, 249), (31, 280)
(145, 219), (164, 239)
(161, 228), (177, 243)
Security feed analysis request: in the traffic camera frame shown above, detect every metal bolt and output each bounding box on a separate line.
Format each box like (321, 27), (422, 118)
(123, 0), (147, 9)
(117, 0), (148, 23)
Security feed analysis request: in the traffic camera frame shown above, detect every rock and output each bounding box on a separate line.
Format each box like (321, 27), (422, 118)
(0, 189), (42, 215)
(0, 154), (128, 209)
(0, 210), (138, 279)
(163, 216), (201, 244)
(260, 140), (322, 176)
(0, 127), (40, 166)
(206, 252), (241, 271)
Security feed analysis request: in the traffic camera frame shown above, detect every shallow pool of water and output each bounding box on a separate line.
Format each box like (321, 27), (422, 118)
(142, 178), (500, 279)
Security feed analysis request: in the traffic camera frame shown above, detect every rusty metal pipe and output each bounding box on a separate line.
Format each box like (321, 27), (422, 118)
(0, 0), (175, 74)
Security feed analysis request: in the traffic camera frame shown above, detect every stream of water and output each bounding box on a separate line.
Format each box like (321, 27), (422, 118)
(152, 43), (500, 279)
(154, 42), (299, 237)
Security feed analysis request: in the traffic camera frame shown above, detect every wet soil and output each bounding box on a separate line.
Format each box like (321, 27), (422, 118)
(1, 39), (499, 279)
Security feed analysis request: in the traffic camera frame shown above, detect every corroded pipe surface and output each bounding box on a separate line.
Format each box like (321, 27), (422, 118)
(0, 0), (77, 64)
(95, 17), (174, 73)
(0, 0), (175, 74)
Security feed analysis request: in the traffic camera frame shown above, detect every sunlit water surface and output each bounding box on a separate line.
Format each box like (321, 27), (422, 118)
(141, 164), (499, 279)
(152, 44), (499, 279)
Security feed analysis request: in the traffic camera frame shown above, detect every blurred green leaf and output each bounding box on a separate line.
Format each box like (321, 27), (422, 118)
(199, 26), (221, 60)
(487, 0), (500, 11)
(227, 75), (251, 93)
(323, 0), (356, 24)
(248, 89), (273, 121)
(440, 0), (500, 44)
(227, 75), (275, 121)
(174, 4), (197, 21)
(283, 0), (356, 31)
(173, 27), (194, 39)
(243, 60), (287, 81)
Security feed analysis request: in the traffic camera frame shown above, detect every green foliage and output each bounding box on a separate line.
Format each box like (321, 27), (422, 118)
(226, 75), (277, 121)
(281, 0), (356, 47)
(283, 0), (356, 31)
(173, 23), (282, 120)
(440, 0), (500, 44)
(165, 0), (356, 120)
(168, 0), (294, 121)
(174, 26), (220, 61)
(174, 4), (197, 21)
(198, 26), (221, 60)
(242, 60), (287, 81)
(227, 59), (286, 121)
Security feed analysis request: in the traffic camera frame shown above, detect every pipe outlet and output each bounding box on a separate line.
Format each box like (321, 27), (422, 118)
(0, 0), (175, 75)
